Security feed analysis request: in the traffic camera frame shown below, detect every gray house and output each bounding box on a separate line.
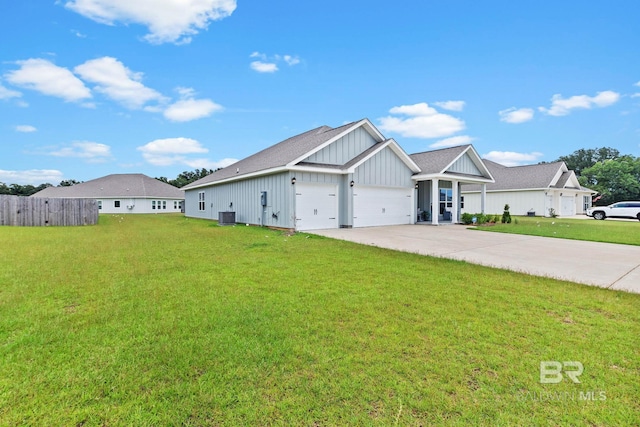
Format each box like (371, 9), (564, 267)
(32, 174), (185, 214)
(183, 119), (494, 230)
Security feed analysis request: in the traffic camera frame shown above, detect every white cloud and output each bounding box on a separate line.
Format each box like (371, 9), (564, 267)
(64, 0), (237, 44)
(539, 90), (620, 116)
(499, 107), (534, 124)
(15, 125), (37, 133)
(0, 82), (22, 100)
(631, 93), (640, 99)
(250, 61), (278, 73)
(249, 52), (300, 73)
(183, 157), (238, 169)
(48, 141), (112, 162)
(378, 102), (465, 139)
(74, 57), (164, 109)
(137, 137), (207, 165)
(433, 100), (465, 112)
(483, 151), (543, 167)
(283, 55), (300, 66)
(4, 59), (91, 102)
(635, 81), (640, 87)
(0, 169), (64, 185)
(137, 137), (235, 168)
(164, 98), (222, 121)
(163, 87), (222, 122)
(138, 137), (208, 155)
(429, 135), (474, 148)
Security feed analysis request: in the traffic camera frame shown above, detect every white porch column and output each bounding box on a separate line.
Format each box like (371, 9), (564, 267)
(481, 183), (487, 214)
(431, 179), (439, 225)
(451, 180), (458, 224)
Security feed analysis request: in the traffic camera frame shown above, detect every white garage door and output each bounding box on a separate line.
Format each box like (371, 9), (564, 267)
(295, 183), (338, 231)
(353, 186), (413, 228)
(561, 196), (576, 216)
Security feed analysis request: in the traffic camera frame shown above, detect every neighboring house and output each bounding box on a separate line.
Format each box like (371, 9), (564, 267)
(31, 174), (185, 214)
(461, 160), (596, 217)
(183, 119), (494, 230)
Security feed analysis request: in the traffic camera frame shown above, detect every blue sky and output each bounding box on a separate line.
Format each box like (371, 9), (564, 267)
(1, 1), (639, 185)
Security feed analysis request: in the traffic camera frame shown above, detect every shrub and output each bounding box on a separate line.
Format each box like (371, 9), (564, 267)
(461, 212), (491, 225)
(502, 204), (512, 224)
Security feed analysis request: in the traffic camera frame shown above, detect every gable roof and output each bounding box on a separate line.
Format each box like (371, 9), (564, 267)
(184, 118), (419, 189)
(31, 174), (184, 199)
(409, 145), (494, 182)
(410, 145), (470, 174)
(184, 121), (360, 189)
(463, 160), (585, 192)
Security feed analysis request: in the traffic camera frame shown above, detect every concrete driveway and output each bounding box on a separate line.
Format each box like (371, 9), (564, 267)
(311, 225), (640, 294)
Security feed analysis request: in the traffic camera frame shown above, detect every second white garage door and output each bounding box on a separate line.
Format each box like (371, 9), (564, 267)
(353, 186), (413, 228)
(295, 183), (338, 231)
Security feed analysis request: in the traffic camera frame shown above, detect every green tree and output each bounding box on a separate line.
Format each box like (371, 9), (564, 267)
(0, 182), (10, 194)
(157, 168), (218, 188)
(556, 147), (620, 176)
(579, 156), (640, 205)
(58, 179), (81, 187)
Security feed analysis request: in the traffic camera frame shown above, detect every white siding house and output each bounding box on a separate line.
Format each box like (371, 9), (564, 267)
(183, 119), (494, 230)
(461, 160), (595, 217)
(31, 174), (184, 214)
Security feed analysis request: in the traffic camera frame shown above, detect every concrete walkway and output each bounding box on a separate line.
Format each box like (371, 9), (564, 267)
(311, 225), (640, 294)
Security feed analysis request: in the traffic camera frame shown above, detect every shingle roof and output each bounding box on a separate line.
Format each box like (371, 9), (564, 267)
(409, 145), (470, 174)
(463, 160), (564, 191)
(31, 174), (184, 199)
(552, 171), (580, 189)
(184, 121), (360, 189)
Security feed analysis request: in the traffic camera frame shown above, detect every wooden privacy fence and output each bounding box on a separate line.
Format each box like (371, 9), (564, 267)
(0, 196), (99, 226)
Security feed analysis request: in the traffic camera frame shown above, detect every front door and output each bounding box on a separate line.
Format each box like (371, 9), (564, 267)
(439, 188), (452, 221)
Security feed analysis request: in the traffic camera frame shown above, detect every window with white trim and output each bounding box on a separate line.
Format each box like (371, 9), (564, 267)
(114, 200), (121, 208)
(198, 192), (205, 211)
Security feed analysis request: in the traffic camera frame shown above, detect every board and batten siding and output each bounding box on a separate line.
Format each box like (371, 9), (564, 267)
(353, 147), (414, 187)
(302, 127), (378, 165)
(185, 172), (293, 228)
(448, 153), (483, 176)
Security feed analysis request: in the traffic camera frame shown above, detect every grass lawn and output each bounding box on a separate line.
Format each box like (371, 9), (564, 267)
(475, 216), (640, 246)
(1, 214), (638, 425)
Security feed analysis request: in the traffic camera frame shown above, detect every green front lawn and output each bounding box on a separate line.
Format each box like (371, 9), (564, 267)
(1, 214), (638, 425)
(475, 216), (640, 246)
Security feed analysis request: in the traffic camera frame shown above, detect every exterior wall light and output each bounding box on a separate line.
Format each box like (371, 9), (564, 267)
(291, 177), (296, 185)
(350, 180), (355, 187)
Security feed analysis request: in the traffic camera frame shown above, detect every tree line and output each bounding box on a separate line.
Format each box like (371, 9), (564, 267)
(554, 147), (640, 206)
(155, 168), (217, 188)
